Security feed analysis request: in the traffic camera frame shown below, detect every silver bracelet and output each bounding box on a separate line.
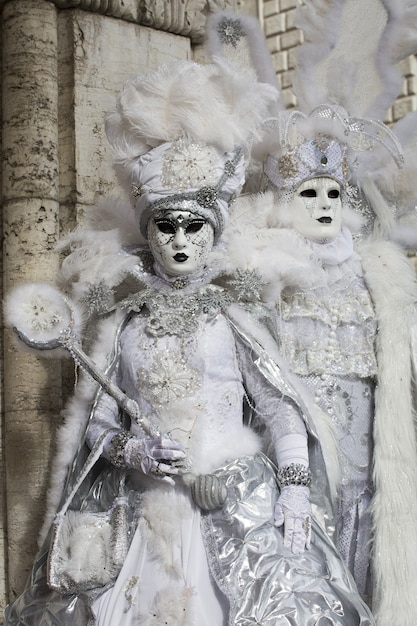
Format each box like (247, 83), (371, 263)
(108, 430), (134, 468)
(277, 463), (312, 488)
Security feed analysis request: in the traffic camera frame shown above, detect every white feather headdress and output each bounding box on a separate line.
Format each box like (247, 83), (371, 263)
(105, 57), (278, 194)
(104, 57), (278, 241)
(205, 4), (417, 244)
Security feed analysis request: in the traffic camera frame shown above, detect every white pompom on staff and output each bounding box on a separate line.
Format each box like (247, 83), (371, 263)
(4, 282), (159, 438)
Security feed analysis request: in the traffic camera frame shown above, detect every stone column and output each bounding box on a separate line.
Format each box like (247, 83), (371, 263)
(0, 7), (5, 615)
(2, 0), (62, 598)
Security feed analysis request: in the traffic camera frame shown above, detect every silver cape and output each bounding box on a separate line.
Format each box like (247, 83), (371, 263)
(203, 454), (374, 625)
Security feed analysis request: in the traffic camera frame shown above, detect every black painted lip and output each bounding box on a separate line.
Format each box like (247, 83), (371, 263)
(174, 253), (188, 262)
(317, 216), (332, 223)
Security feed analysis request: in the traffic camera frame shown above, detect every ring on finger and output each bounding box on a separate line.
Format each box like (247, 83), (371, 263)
(302, 518), (311, 536)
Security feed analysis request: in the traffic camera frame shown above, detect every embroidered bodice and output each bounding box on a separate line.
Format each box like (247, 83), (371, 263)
(87, 275), (305, 476)
(277, 256), (378, 379)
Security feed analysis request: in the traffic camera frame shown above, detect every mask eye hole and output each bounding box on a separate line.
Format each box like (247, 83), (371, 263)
(300, 189), (317, 198)
(155, 220), (176, 235)
(185, 220), (205, 235)
(328, 189), (340, 199)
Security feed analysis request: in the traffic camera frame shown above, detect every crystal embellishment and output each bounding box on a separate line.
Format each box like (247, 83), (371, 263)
(119, 287), (233, 337)
(278, 153), (299, 178)
(217, 17), (244, 48)
(131, 183), (142, 198)
(196, 186), (218, 208)
(161, 140), (218, 192)
(224, 160), (236, 177)
(81, 280), (114, 315)
(138, 349), (201, 404)
(227, 269), (266, 302)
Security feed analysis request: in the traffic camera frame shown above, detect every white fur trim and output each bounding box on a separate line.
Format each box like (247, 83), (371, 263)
(359, 239), (417, 626)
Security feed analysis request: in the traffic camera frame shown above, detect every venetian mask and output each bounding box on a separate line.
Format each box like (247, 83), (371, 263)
(289, 177), (342, 243)
(147, 210), (215, 276)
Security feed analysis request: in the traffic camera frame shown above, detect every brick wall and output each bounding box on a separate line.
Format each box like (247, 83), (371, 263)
(263, 0), (301, 108)
(387, 56), (417, 123)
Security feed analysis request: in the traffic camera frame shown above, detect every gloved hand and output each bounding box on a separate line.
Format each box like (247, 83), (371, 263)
(125, 435), (187, 485)
(274, 485), (312, 554)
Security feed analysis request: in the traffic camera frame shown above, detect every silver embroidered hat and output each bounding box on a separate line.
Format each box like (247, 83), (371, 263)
(262, 104), (404, 210)
(129, 139), (245, 241)
(264, 135), (349, 203)
(104, 58), (278, 241)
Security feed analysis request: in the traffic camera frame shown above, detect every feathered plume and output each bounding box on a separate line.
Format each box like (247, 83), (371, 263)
(294, 0), (417, 120)
(292, 0), (345, 112)
(205, 10), (280, 93)
(105, 58), (278, 194)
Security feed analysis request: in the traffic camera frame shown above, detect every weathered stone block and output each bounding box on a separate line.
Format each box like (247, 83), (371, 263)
(266, 34), (280, 54)
(271, 49), (288, 73)
(264, 0), (280, 18)
(2, 1), (59, 201)
(48, 0), (240, 42)
(393, 96), (416, 121)
(280, 0), (297, 11)
(265, 12), (285, 37)
(280, 27), (302, 51)
(59, 10), (190, 210)
(282, 87), (297, 108)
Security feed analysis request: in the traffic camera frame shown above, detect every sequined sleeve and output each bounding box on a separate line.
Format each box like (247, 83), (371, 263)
(234, 337), (307, 454)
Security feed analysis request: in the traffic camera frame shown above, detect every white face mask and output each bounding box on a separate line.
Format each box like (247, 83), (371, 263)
(147, 210), (215, 276)
(289, 177), (343, 242)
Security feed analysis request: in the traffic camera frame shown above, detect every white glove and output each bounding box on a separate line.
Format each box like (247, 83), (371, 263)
(274, 485), (312, 554)
(125, 435), (187, 485)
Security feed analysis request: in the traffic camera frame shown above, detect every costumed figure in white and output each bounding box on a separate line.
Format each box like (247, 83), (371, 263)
(3, 57), (375, 625)
(206, 6), (417, 626)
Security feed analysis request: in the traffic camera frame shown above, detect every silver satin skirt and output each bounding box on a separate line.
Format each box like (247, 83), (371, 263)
(202, 454), (375, 626)
(5, 454), (375, 626)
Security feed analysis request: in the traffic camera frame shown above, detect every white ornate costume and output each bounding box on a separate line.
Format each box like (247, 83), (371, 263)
(205, 9), (417, 625)
(276, 229), (377, 594)
(222, 185), (417, 624)
(4, 56), (375, 626)
(273, 221), (417, 617)
(82, 262), (371, 626)
(4, 255), (376, 626)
